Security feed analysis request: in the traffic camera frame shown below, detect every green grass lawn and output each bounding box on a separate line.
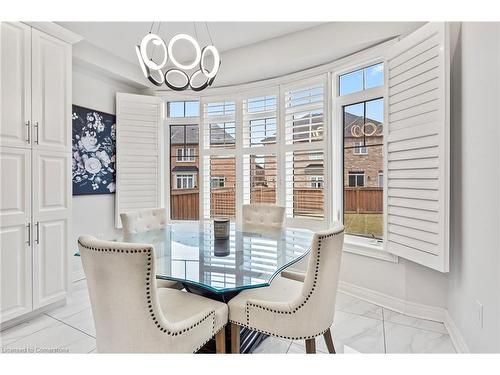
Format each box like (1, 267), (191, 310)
(344, 213), (383, 239)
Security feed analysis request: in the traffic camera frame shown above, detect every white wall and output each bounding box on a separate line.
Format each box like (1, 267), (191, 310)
(447, 22), (500, 353)
(71, 63), (142, 280)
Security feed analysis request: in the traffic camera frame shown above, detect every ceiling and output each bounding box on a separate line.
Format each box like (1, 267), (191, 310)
(57, 22), (323, 66)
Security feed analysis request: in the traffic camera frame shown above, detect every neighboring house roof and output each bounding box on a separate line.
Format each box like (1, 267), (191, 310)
(209, 124), (235, 145)
(305, 163), (324, 174)
(170, 125), (199, 145)
(172, 166), (199, 173)
(170, 124), (236, 145)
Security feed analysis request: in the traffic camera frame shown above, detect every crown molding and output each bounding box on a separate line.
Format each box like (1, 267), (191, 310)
(23, 21), (83, 44)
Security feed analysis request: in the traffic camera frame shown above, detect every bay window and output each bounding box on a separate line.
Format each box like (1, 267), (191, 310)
(125, 22), (450, 272)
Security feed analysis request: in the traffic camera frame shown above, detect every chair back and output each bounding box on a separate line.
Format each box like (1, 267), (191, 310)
(120, 208), (167, 234)
(300, 223), (344, 331)
(78, 235), (205, 353)
(242, 204), (285, 228)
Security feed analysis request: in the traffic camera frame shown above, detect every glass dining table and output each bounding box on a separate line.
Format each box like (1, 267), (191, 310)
(77, 220), (313, 353)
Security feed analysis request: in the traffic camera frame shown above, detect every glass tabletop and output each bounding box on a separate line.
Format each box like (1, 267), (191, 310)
(112, 221), (313, 294)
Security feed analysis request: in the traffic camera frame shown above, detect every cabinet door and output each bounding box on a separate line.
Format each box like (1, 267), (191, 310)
(0, 147), (32, 321)
(0, 22), (32, 149)
(32, 149), (71, 308)
(31, 29), (71, 152)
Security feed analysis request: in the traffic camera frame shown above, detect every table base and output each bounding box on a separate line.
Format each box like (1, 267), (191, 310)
(183, 282), (268, 354)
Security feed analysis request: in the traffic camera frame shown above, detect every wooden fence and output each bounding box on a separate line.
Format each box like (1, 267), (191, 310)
(170, 186), (383, 220)
(344, 187), (383, 214)
(170, 190), (199, 220)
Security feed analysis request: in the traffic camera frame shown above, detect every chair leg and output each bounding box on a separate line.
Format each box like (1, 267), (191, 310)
(323, 328), (336, 354)
(231, 323), (240, 354)
(305, 338), (316, 354)
(215, 328), (226, 354)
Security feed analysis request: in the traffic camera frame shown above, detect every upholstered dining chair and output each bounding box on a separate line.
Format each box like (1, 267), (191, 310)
(78, 235), (228, 353)
(120, 208), (181, 289)
(228, 223), (344, 354)
(242, 204), (285, 230)
(120, 208), (168, 234)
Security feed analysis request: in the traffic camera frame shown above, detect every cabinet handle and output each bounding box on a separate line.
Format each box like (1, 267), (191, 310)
(36, 222), (40, 245)
(26, 223), (31, 246)
(34, 121), (39, 144)
(25, 120), (31, 144)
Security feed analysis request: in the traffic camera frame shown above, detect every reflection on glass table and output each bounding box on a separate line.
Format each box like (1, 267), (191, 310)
(113, 221), (313, 294)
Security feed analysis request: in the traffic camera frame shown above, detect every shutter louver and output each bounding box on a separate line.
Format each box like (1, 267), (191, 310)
(384, 22), (450, 272)
(115, 93), (164, 228)
(285, 84), (324, 145)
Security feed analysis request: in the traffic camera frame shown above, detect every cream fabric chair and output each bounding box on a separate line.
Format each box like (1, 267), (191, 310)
(78, 235), (228, 353)
(120, 208), (180, 289)
(228, 223), (344, 354)
(120, 208), (168, 234)
(281, 256), (308, 282)
(242, 204), (285, 230)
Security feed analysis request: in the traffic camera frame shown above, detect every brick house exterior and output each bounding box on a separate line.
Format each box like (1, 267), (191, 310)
(343, 112), (383, 188)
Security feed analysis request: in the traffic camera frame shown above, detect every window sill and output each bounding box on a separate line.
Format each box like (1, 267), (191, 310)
(343, 235), (398, 263)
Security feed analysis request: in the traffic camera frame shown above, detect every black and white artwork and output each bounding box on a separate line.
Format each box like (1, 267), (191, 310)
(72, 105), (116, 195)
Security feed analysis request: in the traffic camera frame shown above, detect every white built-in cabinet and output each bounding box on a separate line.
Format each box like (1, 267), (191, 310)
(0, 22), (72, 323)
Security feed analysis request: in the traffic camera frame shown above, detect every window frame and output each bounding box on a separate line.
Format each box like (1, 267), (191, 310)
(352, 141), (368, 155)
(333, 58), (397, 262)
(210, 176), (226, 188)
(176, 147), (196, 162)
(174, 173), (196, 189)
(348, 171), (365, 187)
(164, 98), (201, 221)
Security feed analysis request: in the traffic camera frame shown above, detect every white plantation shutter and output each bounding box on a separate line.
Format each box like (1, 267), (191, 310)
(283, 79), (327, 226)
(384, 22), (450, 272)
(115, 93), (164, 228)
(284, 83), (324, 144)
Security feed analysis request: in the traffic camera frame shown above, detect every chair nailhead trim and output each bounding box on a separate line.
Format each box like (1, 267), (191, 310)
(241, 229), (343, 339)
(229, 319), (332, 341)
(78, 239), (220, 352)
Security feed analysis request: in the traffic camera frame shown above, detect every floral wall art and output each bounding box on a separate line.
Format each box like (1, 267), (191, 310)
(72, 105), (116, 195)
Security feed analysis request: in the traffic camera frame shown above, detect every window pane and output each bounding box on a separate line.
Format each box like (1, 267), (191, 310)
(247, 95), (277, 113)
(286, 150), (324, 219)
(364, 63), (384, 90)
(185, 101), (199, 117)
(208, 156), (236, 219)
(209, 122), (236, 148)
(243, 154), (277, 204)
(168, 102), (185, 117)
(344, 99), (384, 239)
(339, 69), (363, 96)
(170, 124), (199, 220)
(248, 117), (277, 147)
(206, 101), (235, 117)
(364, 98), (384, 146)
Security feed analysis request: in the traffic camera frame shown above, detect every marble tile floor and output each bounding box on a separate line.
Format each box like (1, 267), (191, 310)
(0, 280), (456, 354)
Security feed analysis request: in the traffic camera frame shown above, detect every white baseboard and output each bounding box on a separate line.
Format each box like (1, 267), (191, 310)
(443, 309), (470, 353)
(338, 280), (469, 353)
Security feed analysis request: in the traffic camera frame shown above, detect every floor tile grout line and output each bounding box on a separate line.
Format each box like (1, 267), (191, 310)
(381, 308), (450, 336)
(45, 305), (92, 323)
(0, 315), (61, 348)
(383, 321), (450, 336)
(336, 307), (383, 321)
(43, 313), (96, 340)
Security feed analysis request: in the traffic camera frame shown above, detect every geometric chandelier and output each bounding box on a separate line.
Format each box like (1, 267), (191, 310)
(135, 22), (220, 91)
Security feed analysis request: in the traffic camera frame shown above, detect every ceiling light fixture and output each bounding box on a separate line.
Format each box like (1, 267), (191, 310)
(136, 22), (220, 91)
